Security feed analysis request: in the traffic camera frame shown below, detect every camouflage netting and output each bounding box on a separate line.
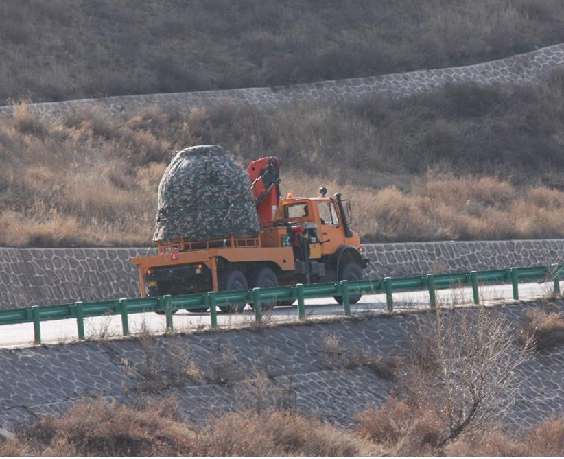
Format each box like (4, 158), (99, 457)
(153, 145), (260, 242)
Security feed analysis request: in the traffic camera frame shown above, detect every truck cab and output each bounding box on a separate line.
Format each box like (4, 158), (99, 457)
(274, 191), (366, 286)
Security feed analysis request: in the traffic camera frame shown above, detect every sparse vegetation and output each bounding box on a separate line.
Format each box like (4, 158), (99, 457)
(0, 400), (371, 457)
(445, 418), (564, 456)
(2, 0), (564, 104)
(357, 307), (534, 455)
(519, 307), (564, 351)
(136, 336), (204, 391)
(357, 397), (444, 456)
(4, 74), (564, 246)
(2, 397), (563, 457)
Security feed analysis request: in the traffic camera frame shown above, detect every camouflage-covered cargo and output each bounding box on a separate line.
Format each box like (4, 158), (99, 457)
(153, 145), (260, 242)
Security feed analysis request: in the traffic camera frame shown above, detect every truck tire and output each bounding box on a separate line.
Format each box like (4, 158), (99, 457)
(219, 269), (248, 313)
(249, 267), (279, 310)
(334, 262), (363, 305)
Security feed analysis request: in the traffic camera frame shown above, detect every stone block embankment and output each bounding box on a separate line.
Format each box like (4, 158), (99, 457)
(0, 44), (563, 121)
(0, 302), (562, 430)
(363, 239), (564, 278)
(1, 239), (563, 309)
(0, 248), (150, 310)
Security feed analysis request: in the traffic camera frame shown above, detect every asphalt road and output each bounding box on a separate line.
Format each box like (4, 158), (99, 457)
(0, 280), (558, 348)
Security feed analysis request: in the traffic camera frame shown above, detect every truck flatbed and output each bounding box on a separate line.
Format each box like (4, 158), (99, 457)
(132, 235), (295, 297)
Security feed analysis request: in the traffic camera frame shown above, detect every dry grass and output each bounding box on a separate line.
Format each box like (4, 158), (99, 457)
(0, 396), (563, 456)
(446, 418), (564, 456)
(357, 398), (444, 456)
(0, 399), (194, 457)
(358, 398), (564, 456)
(0, 400), (373, 457)
(135, 336), (205, 391)
(2, 0), (564, 104)
(199, 409), (370, 457)
(4, 74), (564, 246)
(519, 308), (564, 351)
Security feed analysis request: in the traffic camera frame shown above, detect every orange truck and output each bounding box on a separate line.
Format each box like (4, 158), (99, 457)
(132, 157), (367, 311)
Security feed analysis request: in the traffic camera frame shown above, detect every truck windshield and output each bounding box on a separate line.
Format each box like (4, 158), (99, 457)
(284, 203), (308, 219)
(318, 201), (339, 225)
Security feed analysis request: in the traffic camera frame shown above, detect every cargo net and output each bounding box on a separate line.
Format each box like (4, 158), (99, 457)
(153, 145), (260, 243)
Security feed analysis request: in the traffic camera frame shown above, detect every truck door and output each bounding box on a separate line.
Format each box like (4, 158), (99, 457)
(317, 200), (345, 256)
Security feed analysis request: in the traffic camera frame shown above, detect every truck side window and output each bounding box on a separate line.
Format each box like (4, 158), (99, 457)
(284, 203), (308, 219)
(318, 202), (339, 225)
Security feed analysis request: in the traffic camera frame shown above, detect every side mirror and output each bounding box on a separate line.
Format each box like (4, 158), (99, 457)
(345, 200), (353, 223)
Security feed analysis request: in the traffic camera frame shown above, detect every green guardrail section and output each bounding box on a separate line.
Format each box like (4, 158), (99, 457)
(0, 264), (562, 344)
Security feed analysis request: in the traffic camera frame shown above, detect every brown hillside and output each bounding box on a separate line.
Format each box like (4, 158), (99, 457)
(2, 73), (564, 247)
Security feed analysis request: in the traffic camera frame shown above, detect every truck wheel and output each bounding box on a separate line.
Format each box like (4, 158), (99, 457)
(219, 269), (248, 313)
(334, 262), (363, 305)
(249, 267), (279, 310)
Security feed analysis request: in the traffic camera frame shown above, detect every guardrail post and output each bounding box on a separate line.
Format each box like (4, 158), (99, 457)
(75, 301), (85, 340)
(296, 284), (306, 320)
(252, 288), (262, 323)
(427, 274), (437, 310)
(510, 268), (519, 301)
(164, 295), (173, 331)
(340, 280), (351, 316)
(31, 305), (41, 344)
(119, 298), (129, 337)
(207, 292), (218, 328)
(384, 277), (393, 312)
(552, 264), (561, 295)
(470, 271), (480, 305)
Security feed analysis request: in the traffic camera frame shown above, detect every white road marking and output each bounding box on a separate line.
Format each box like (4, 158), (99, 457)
(0, 281), (558, 348)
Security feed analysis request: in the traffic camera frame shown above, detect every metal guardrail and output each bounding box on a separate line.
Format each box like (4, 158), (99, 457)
(0, 264), (562, 344)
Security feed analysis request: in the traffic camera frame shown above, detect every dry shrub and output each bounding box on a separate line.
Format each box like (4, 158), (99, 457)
(519, 308), (564, 351)
(446, 418), (564, 456)
(0, 401), (371, 457)
(445, 427), (524, 456)
(200, 410), (367, 457)
(0, 209), (83, 247)
(210, 342), (243, 384)
(356, 398), (444, 456)
(359, 308), (533, 455)
(0, 439), (24, 457)
(527, 186), (564, 209)
(10, 102), (46, 136)
(367, 355), (402, 381)
(318, 332), (367, 369)
(319, 332), (342, 369)
(0, 399), (194, 457)
(136, 337), (204, 391)
(524, 417), (564, 456)
(236, 369), (296, 413)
